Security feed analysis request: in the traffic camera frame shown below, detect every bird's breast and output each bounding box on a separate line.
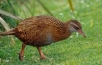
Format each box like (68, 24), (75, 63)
(44, 32), (54, 45)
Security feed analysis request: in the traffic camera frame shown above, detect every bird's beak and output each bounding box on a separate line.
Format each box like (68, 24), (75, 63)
(78, 29), (86, 37)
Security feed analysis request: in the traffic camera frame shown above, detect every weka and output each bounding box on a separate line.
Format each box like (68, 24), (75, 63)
(0, 15), (86, 60)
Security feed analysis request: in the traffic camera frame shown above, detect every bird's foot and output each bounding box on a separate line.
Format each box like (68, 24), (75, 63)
(40, 55), (46, 60)
(17, 53), (24, 61)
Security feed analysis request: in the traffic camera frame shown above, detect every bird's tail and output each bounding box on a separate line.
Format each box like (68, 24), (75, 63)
(0, 29), (15, 36)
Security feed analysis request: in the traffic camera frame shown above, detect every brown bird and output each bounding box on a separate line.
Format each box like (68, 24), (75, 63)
(0, 15), (86, 60)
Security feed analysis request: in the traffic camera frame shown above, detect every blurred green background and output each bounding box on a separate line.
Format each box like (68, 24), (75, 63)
(0, 0), (102, 65)
(0, 0), (81, 29)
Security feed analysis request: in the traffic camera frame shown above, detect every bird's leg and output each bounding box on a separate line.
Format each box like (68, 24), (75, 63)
(37, 47), (46, 60)
(18, 43), (26, 61)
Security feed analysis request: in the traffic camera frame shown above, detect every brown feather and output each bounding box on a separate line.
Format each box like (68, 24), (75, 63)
(14, 16), (71, 46)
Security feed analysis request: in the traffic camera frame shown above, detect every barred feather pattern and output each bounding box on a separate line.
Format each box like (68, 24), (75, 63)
(1, 16), (82, 47)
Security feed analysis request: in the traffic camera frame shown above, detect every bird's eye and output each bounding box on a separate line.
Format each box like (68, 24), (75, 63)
(74, 26), (80, 30)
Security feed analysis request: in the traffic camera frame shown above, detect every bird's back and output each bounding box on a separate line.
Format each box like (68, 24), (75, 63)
(14, 16), (70, 46)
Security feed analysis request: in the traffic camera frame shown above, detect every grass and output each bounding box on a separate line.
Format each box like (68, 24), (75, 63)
(0, 0), (102, 65)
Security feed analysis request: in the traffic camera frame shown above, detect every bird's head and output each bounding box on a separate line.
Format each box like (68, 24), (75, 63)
(68, 20), (86, 37)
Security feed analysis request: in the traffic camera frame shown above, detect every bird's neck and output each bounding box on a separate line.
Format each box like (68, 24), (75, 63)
(64, 22), (73, 33)
(52, 22), (71, 42)
(57, 22), (72, 40)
